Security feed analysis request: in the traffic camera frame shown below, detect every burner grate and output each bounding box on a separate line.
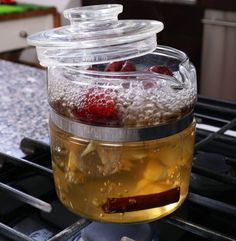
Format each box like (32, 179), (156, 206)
(163, 216), (234, 241)
(0, 96), (236, 241)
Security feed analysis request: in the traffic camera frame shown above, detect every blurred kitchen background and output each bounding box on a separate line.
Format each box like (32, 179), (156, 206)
(0, 0), (236, 101)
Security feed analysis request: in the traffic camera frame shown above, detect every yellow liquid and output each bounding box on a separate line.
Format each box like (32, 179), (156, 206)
(50, 120), (195, 223)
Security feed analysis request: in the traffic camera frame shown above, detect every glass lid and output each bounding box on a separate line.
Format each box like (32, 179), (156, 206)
(27, 4), (164, 66)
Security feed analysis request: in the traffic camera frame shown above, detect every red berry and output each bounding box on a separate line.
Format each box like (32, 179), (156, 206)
(105, 61), (124, 72)
(105, 61), (136, 72)
(120, 61), (136, 72)
(147, 65), (173, 76)
(72, 88), (119, 126)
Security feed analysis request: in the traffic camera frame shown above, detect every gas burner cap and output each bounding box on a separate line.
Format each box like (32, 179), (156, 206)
(80, 222), (152, 241)
(29, 229), (54, 240)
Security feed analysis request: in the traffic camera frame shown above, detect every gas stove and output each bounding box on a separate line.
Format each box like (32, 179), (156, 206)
(0, 95), (235, 241)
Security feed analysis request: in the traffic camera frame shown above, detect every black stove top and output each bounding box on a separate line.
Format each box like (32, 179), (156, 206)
(0, 95), (236, 241)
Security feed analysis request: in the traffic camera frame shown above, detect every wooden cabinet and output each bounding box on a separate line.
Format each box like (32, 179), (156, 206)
(0, 7), (60, 53)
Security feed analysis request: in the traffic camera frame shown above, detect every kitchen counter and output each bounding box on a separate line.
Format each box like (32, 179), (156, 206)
(0, 60), (48, 157)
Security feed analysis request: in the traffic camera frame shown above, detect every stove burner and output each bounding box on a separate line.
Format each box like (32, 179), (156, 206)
(29, 229), (54, 241)
(80, 222), (152, 241)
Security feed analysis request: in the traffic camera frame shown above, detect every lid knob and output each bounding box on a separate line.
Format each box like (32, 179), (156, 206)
(63, 4), (123, 27)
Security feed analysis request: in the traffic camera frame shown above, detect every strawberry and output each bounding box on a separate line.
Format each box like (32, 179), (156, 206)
(105, 61), (136, 72)
(120, 61), (136, 72)
(146, 65), (173, 76)
(72, 88), (119, 126)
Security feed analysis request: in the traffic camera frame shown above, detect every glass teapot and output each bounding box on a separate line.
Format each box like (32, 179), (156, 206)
(28, 4), (197, 223)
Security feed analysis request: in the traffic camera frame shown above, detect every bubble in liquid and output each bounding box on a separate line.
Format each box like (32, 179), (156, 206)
(55, 146), (61, 152)
(116, 77), (196, 127)
(52, 142), (69, 169)
(92, 198), (100, 207)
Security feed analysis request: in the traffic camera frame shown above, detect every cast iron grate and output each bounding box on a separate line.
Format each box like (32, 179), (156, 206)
(0, 95), (235, 241)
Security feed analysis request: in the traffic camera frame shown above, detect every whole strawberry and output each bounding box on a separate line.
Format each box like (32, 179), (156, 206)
(72, 87), (119, 126)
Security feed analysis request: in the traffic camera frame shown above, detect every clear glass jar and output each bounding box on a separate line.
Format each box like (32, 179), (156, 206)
(28, 4), (197, 223)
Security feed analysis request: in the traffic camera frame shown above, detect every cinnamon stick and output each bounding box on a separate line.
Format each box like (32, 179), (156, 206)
(102, 187), (180, 213)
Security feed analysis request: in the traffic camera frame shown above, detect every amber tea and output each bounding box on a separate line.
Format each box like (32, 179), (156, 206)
(51, 120), (195, 223)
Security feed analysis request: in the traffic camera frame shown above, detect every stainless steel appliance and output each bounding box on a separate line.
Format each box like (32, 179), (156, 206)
(200, 9), (236, 101)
